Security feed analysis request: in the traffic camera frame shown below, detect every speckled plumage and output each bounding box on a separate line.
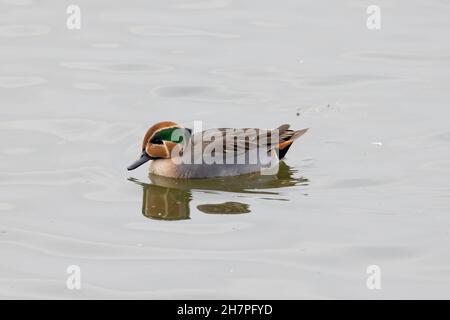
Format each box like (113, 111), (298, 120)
(128, 122), (308, 179)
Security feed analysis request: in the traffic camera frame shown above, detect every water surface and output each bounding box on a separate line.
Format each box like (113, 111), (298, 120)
(1, 0), (450, 299)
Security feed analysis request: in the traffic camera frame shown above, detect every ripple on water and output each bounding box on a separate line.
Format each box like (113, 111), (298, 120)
(0, 203), (15, 211)
(2, 147), (34, 155)
(211, 66), (297, 82)
(1, 0), (34, 4)
(436, 0), (450, 7)
(0, 119), (138, 143)
(299, 74), (395, 87)
(0, 167), (139, 202)
(124, 221), (253, 235)
(172, 0), (232, 10)
(129, 25), (238, 39)
(59, 62), (172, 74)
(331, 178), (390, 189)
(0, 76), (46, 88)
(346, 246), (419, 261)
(433, 131), (450, 142)
(249, 21), (287, 28)
(151, 85), (266, 103)
(342, 51), (450, 63)
(73, 83), (106, 90)
(90, 43), (121, 49)
(0, 25), (50, 37)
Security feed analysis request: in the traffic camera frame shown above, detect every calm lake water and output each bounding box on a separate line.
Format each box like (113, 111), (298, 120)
(1, 0), (450, 299)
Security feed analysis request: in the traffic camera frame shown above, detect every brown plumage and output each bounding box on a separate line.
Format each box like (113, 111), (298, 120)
(128, 122), (309, 178)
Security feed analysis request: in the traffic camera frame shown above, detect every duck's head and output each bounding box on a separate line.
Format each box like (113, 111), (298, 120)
(127, 121), (189, 171)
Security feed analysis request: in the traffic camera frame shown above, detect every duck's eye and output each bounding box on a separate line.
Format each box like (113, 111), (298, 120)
(152, 138), (163, 145)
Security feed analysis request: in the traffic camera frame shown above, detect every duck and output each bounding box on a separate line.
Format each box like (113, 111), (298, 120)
(127, 121), (308, 179)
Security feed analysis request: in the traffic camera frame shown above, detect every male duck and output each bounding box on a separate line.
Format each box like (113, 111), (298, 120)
(128, 121), (308, 179)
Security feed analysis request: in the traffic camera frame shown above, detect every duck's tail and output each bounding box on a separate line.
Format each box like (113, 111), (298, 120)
(276, 124), (309, 159)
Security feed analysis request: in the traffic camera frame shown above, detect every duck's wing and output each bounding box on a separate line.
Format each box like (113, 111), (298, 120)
(222, 125), (308, 159)
(188, 126), (294, 157)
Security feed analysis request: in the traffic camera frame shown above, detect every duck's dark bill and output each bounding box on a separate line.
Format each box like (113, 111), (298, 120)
(127, 152), (153, 170)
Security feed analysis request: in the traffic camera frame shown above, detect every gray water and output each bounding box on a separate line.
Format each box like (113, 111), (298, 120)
(1, 0), (450, 299)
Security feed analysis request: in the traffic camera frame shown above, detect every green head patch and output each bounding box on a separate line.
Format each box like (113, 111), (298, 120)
(150, 127), (184, 144)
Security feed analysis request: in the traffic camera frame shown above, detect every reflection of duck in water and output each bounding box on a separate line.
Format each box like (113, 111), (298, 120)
(129, 162), (308, 221)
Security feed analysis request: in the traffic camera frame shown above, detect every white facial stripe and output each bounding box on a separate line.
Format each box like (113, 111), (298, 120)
(163, 141), (170, 158)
